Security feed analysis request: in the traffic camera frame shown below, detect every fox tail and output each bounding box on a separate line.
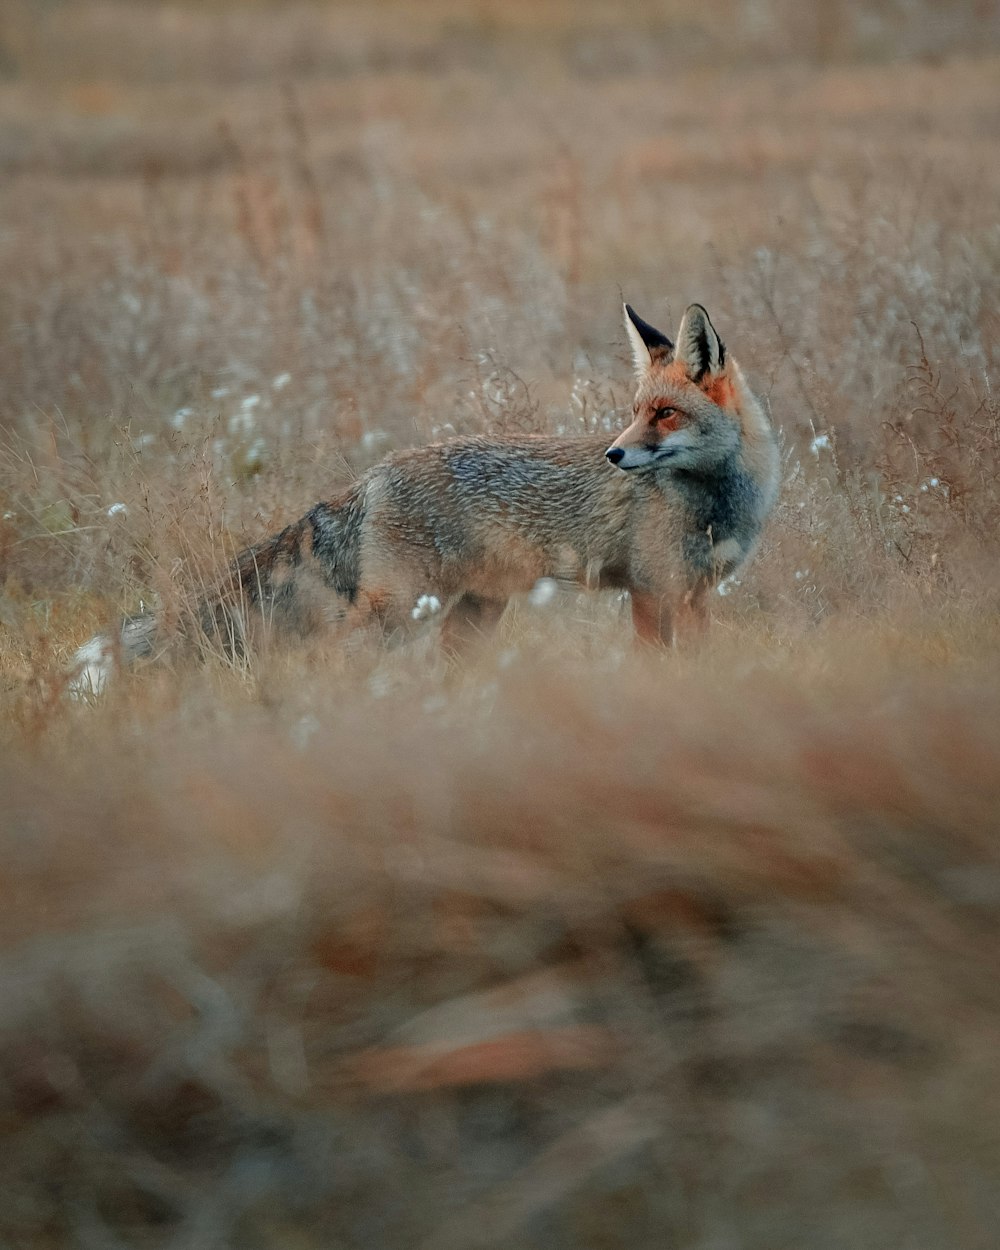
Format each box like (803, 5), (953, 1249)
(67, 613), (160, 698)
(67, 486), (364, 697)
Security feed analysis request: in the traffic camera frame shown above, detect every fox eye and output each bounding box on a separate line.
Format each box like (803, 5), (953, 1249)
(653, 406), (677, 422)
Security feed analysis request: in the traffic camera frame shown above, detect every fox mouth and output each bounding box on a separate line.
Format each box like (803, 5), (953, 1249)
(610, 448), (678, 471)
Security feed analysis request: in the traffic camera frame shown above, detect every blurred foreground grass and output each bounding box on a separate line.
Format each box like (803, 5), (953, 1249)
(4, 625), (1000, 1247)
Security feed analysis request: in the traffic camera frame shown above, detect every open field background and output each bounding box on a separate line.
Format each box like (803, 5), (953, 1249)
(2, 1), (1000, 1246)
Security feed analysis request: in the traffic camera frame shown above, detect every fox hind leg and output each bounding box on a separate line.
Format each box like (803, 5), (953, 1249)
(440, 594), (507, 660)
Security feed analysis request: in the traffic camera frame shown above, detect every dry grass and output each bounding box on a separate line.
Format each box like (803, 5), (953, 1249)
(2, 1), (1000, 1246)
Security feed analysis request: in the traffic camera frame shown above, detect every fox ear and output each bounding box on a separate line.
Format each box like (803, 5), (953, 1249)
(674, 304), (726, 383)
(623, 303), (673, 375)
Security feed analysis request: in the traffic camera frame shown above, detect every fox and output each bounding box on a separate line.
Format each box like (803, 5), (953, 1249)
(70, 302), (778, 693)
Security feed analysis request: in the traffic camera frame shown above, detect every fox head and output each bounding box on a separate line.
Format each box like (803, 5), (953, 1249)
(606, 303), (747, 474)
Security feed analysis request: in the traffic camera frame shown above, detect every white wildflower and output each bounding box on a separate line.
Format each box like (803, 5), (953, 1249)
(291, 714), (321, 750)
(411, 594), (442, 621)
(528, 578), (558, 607)
(368, 671), (393, 699)
(361, 429), (392, 453)
(106, 503), (128, 519)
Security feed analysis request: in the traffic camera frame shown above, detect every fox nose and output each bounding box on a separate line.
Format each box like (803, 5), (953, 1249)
(606, 447), (625, 465)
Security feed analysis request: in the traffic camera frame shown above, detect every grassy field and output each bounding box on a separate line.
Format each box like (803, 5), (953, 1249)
(2, 1), (1000, 1246)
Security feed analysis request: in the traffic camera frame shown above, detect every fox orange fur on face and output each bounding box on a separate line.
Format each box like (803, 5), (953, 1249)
(71, 302), (780, 694)
(606, 303), (766, 477)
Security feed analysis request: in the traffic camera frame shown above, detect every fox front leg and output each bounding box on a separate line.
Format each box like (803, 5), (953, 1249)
(673, 584), (710, 647)
(629, 590), (675, 647)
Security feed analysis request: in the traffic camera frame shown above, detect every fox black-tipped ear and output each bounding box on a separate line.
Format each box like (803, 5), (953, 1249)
(623, 303), (673, 374)
(674, 304), (726, 383)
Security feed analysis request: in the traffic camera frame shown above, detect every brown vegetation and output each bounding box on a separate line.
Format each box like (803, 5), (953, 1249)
(2, 1), (1000, 1245)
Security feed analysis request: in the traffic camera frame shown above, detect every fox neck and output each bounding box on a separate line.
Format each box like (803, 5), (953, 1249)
(665, 451), (768, 575)
(651, 442), (743, 499)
